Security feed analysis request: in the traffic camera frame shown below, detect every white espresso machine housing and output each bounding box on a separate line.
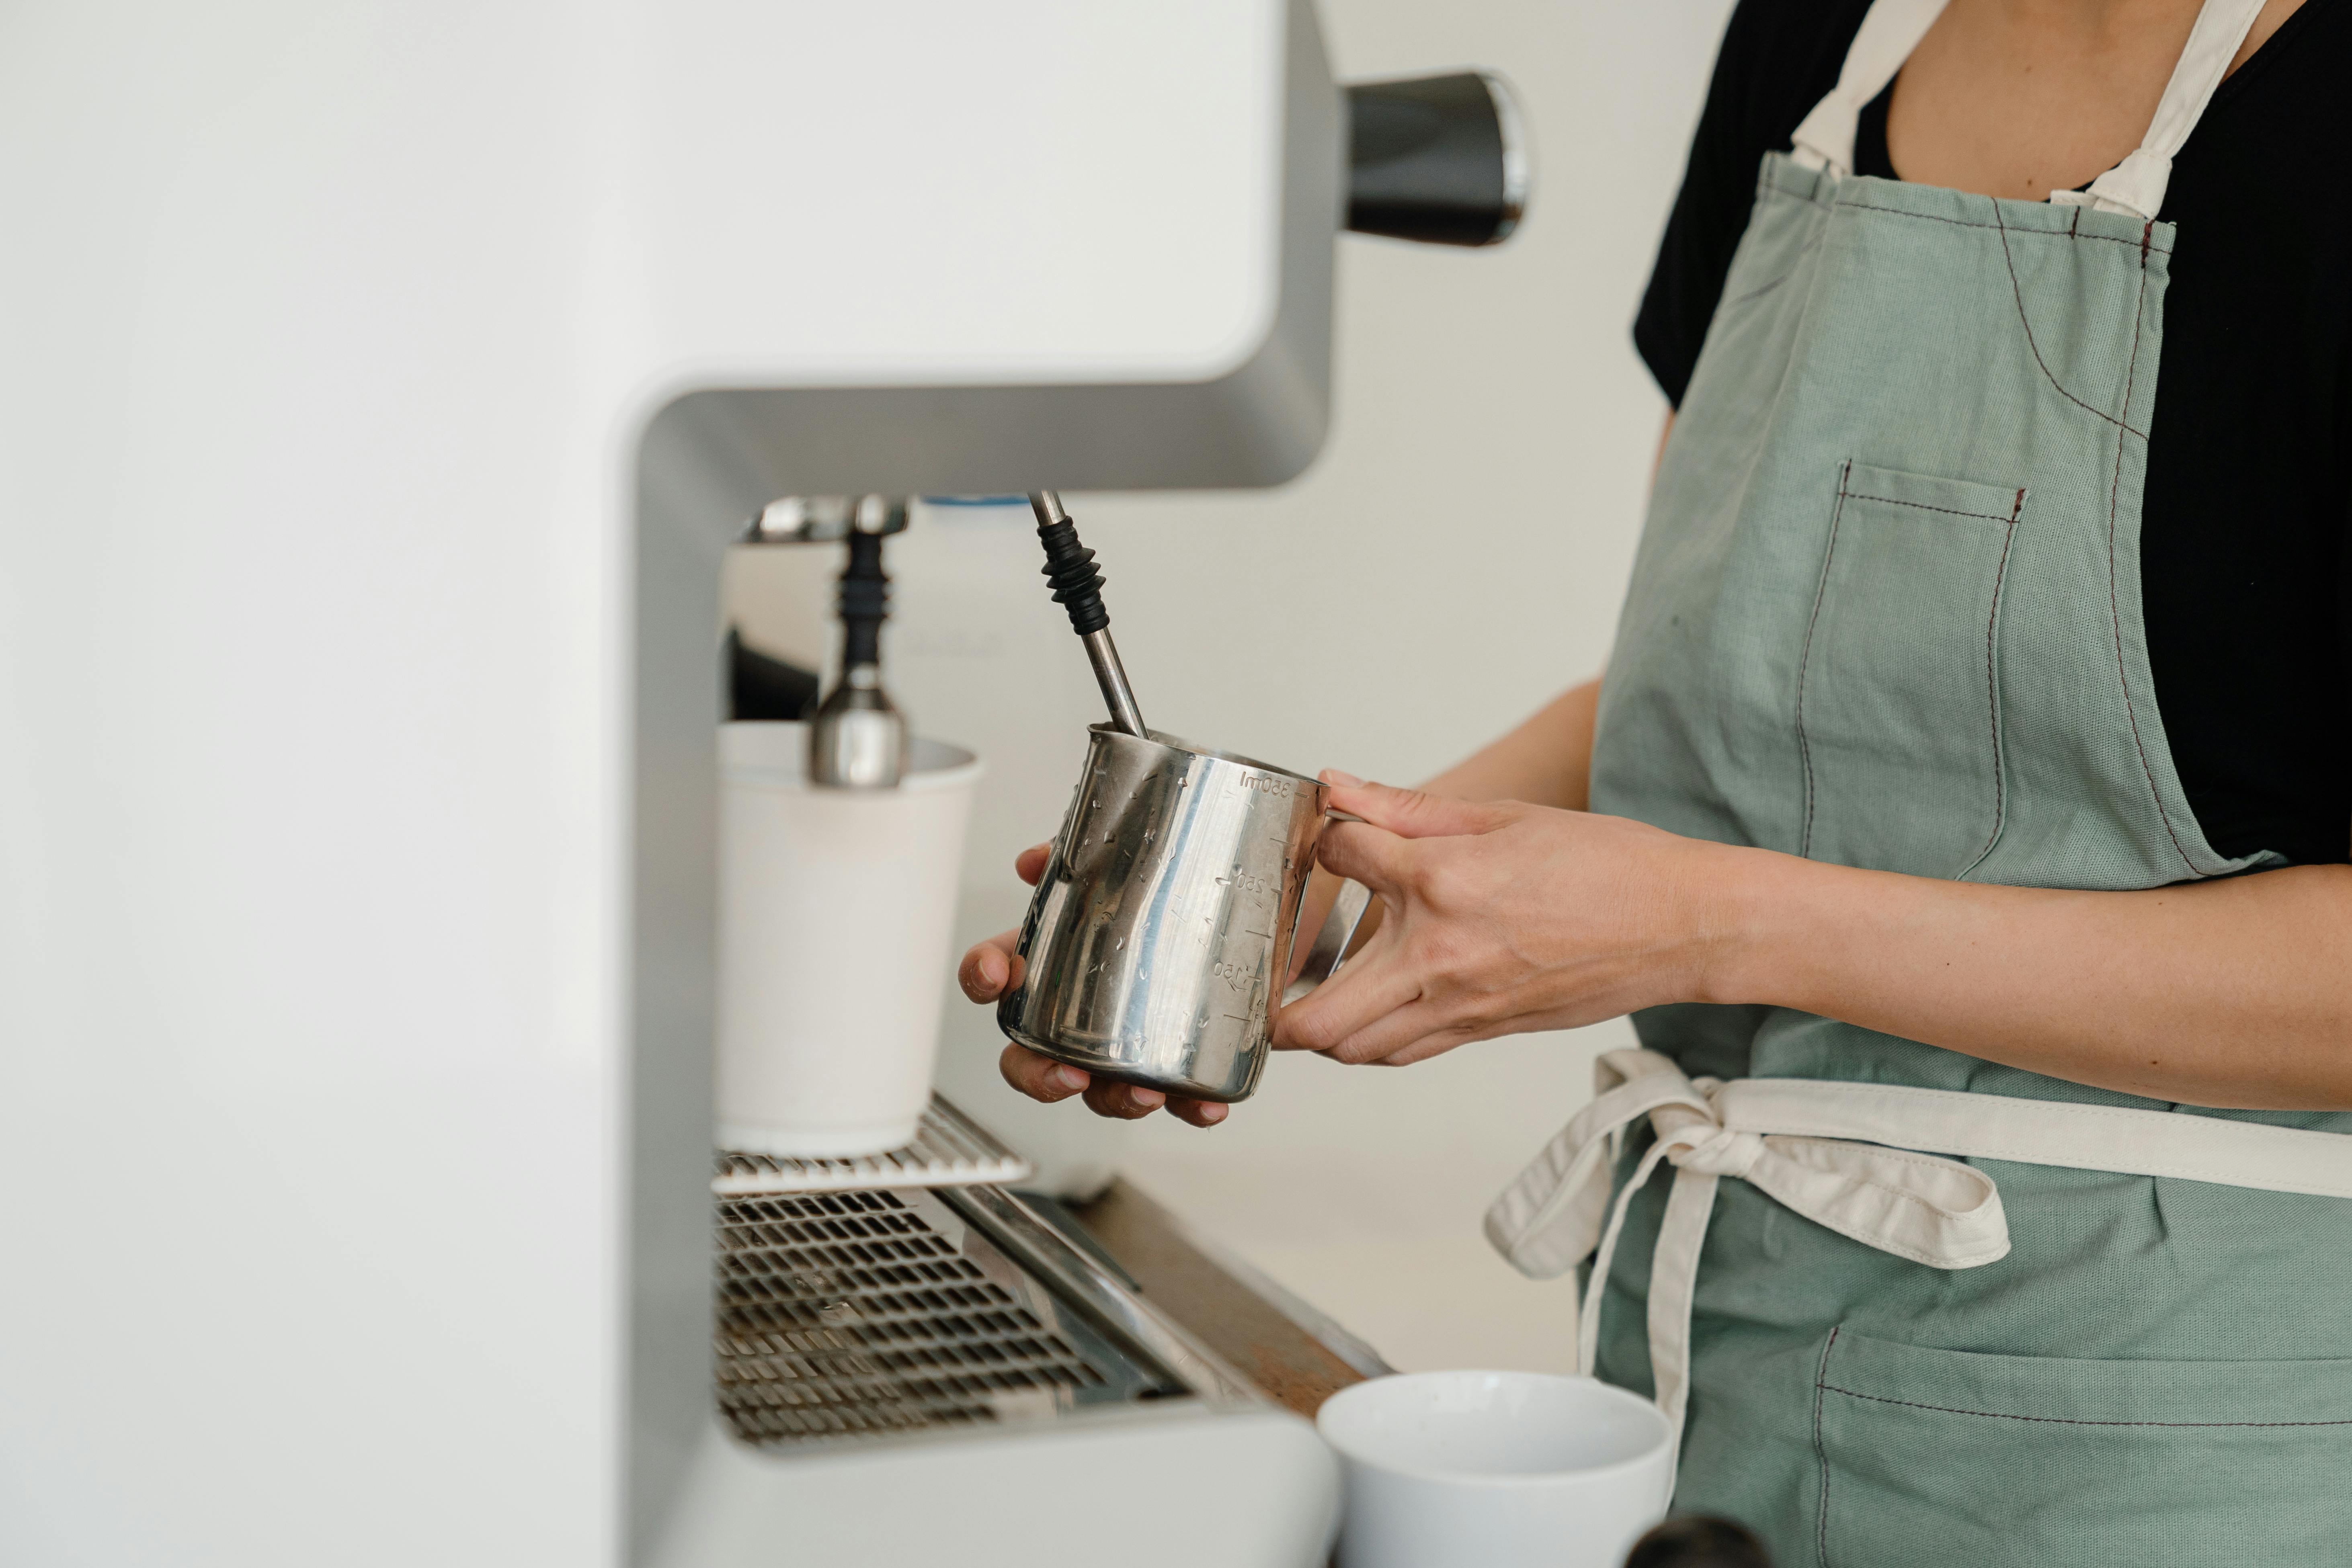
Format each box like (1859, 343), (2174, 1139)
(0, 3), (1522, 1564)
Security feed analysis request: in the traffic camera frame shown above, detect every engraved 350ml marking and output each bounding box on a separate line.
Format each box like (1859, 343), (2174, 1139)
(1240, 773), (1294, 797)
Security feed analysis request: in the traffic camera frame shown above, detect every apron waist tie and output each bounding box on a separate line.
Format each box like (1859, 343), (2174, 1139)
(1485, 1049), (2352, 1492)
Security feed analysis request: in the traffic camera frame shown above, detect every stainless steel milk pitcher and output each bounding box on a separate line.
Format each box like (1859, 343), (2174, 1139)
(999, 726), (1372, 1102)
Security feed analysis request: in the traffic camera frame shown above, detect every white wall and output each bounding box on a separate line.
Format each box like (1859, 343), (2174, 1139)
(729, 0), (1733, 1373)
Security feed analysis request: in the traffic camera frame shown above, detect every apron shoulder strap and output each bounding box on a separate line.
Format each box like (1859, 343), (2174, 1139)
(2055, 0), (2268, 219)
(1790, 0), (1950, 178)
(1788, 0), (2269, 219)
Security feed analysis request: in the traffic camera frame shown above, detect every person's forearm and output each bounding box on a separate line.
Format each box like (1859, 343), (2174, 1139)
(1710, 854), (2352, 1110)
(1421, 678), (1600, 810)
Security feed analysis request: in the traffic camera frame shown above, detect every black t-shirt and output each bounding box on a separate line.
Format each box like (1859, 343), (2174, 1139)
(1635, 0), (2352, 868)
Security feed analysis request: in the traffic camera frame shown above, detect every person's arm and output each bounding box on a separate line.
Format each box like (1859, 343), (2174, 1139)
(1419, 677), (1599, 810)
(1731, 852), (2352, 1108)
(1286, 783), (2352, 1111)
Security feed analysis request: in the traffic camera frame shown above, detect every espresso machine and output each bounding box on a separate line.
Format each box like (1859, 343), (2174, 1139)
(0, 4), (1525, 1564)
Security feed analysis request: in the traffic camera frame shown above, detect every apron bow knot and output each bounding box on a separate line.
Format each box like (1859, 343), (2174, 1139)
(1481, 1049), (2012, 1487)
(1485, 1047), (2352, 1497)
(1654, 1103), (1766, 1181)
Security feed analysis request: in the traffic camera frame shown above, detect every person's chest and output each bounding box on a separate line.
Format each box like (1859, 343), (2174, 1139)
(1883, 0), (2304, 198)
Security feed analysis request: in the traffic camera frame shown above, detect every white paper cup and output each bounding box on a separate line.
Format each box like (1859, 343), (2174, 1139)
(716, 721), (982, 1157)
(1316, 1371), (1673, 1568)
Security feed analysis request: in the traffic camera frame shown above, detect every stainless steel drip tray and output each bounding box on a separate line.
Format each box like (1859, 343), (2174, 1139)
(713, 1095), (1033, 1198)
(716, 1181), (1255, 1455)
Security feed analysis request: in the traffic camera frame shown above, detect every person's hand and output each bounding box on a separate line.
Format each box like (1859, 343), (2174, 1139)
(1273, 776), (1753, 1066)
(957, 842), (1231, 1128)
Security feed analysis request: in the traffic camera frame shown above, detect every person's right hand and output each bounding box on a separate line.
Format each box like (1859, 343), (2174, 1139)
(957, 842), (1230, 1128)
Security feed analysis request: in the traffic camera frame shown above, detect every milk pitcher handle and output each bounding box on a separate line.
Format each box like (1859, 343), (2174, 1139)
(1283, 811), (1374, 1006)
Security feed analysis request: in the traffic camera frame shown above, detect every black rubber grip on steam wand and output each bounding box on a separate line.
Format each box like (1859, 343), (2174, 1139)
(1035, 517), (1110, 635)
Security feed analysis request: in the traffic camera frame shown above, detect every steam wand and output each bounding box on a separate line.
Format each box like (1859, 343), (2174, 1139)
(1029, 491), (1148, 738)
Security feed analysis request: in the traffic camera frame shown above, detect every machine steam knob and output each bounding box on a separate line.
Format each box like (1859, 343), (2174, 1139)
(1344, 71), (1529, 247)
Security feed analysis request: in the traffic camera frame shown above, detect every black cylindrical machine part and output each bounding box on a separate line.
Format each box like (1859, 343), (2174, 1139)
(1345, 71), (1526, 247)
(837, 527), (889, 669)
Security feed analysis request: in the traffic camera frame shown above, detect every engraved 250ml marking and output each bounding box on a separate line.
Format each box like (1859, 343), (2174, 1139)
(1219, 867), (1271, 900)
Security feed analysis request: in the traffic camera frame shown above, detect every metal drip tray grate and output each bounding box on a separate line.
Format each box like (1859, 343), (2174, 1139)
(714, 1096), (1032, 1196)
(716, 1187), (1181, 1449)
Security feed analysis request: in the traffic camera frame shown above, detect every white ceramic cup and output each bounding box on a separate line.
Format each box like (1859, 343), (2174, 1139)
(1316, 1371), (1673, 1568)
(716, 721), (983, 1157)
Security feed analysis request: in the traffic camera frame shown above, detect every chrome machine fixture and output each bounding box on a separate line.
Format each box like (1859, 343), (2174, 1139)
(739, 494), (913, 789)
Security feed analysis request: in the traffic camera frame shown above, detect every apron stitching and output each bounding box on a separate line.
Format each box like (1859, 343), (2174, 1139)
(1813, 1325), (1842, 1568)
(1958, 489), (2026, 880)
(1789, 480), (2020, 873)
(1833, 193), (2173, 254)
(1820, 1385), (2352, 1428)
(1796, 1144), (1984, 1182)
(1836, 492), (2014, 524)
(1795, 463), (1854, 861)
(2102, 256), (2203, 877)
(1991, 202), (2152, 439)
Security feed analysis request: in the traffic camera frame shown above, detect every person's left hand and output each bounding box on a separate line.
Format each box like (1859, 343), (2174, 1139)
(1274, 776), (1754, 1066)
(960, 842), (1232, 1128)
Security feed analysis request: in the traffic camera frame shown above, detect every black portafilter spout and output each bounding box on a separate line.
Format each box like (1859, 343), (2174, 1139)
(1029, 491), (1148, 738)
(809, 497), (908, 788)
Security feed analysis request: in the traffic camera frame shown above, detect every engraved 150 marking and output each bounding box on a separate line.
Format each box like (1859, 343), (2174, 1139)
(1211, 960), (1255, 992)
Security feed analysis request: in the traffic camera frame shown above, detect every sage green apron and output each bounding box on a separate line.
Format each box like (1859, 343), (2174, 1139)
(1512, 1), (2352, 1561)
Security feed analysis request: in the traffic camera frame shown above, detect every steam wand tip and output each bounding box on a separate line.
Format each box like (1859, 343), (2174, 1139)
(1027, 492), (1148, 738)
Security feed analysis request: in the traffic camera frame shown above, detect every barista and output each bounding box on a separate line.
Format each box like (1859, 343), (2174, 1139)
(962, 0), (2352, 1560)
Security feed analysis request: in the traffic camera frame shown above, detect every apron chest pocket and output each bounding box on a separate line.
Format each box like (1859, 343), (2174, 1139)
(1795, 461), (2026, 879)
(1812, 1327), (2352, 1567)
